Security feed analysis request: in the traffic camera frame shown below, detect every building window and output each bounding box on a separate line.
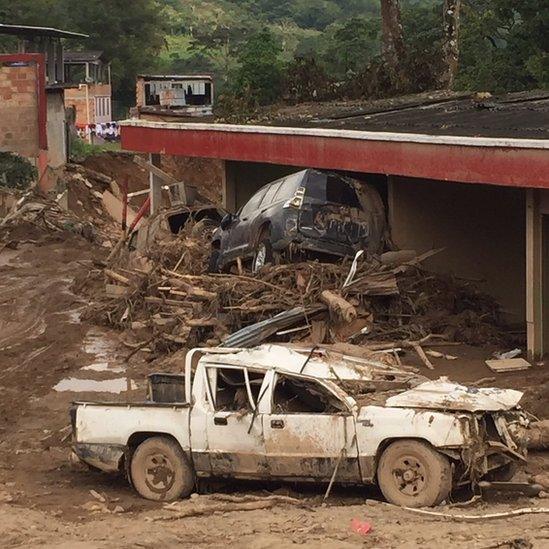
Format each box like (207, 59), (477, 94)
(95, 96), (111, 121)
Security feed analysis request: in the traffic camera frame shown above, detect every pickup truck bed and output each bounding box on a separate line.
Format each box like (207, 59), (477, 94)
(72, 402), (190, 472)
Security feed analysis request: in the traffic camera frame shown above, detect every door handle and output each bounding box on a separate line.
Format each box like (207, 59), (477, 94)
(271, 419), (284, 429)
(214, 416), (228, 426)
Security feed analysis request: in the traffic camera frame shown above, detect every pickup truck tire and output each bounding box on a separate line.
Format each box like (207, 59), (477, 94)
(130, 436), (194, 501)
(377, 440), (452, 508)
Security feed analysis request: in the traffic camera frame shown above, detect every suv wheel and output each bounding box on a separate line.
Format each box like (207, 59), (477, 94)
(253, 238), (273, 273)
(208, 249), (220, 272)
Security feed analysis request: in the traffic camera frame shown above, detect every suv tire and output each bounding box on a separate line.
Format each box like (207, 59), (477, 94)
(208, 249), (220, 272)
(252, 238), (273, 273)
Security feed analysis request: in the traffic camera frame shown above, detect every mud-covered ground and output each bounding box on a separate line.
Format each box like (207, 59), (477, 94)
(1, 226), (548, 548)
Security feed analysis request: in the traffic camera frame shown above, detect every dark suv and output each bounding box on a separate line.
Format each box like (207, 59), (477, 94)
(209, 169), (386, 272)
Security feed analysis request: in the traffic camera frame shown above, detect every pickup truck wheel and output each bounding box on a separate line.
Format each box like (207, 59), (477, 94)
(130, 436), (194, 501)
(377, 440), (452, 508)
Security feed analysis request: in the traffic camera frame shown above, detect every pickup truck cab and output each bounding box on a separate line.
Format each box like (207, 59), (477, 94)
(71, 345), (528, 507)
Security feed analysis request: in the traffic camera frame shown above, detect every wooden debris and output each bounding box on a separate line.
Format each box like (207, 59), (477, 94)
(411, 342), (435, 370)
(425, 349), (458, 360)
(396, 505), (549, 521)
(85, 220), (509, 357)
(485, 358), (531, 372)
(104, 269), (130, 285)
(153, 494), (310, 521)
(105, 284), (129, 297)
(321, 290), (357, 323)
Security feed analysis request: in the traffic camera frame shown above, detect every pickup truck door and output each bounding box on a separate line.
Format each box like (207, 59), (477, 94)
(199, 365), (269, 478)
(261, 372), (360, 481)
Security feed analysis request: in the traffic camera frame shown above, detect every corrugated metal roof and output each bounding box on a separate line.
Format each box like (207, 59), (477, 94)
(138, 74), (213, 81)
(64, 50), (106, 63)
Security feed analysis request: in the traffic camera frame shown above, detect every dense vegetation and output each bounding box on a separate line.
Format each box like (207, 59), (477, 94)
(0, 0), (546, 109)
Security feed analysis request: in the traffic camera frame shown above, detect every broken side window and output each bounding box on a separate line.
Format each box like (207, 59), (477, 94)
(259, 180), (283, 207)
(272, 374), (347, 414)
(240, 186), (269, 218)
(325, 175), (361, 208)
(207, 367), (265, 413)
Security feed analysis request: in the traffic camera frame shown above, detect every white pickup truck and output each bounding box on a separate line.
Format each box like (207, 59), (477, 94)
(71, 345), (528, 507)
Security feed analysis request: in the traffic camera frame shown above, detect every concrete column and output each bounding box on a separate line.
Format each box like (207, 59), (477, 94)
(526, 189), (543, 360)
(149, 153), (162, 214)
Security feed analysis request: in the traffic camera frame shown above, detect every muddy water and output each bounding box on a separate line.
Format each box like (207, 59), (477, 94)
(53, 328), (139, 395)
(54, 377), (136, 393)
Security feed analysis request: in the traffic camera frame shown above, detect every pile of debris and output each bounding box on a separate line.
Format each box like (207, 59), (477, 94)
(85, 223), (511, 363)
(0, 162), (128, 249)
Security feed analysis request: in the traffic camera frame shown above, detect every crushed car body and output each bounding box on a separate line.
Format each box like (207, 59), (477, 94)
(210, 169), (387, 272)
(129, 203), (225, 253)
(70, 345), (528, 507)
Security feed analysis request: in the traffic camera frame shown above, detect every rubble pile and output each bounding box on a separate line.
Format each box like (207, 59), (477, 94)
(86, 224), (510, 361)
(0, 163), (124, 248)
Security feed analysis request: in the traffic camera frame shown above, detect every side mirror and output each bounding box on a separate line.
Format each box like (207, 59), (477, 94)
(220, 213), (235, 230)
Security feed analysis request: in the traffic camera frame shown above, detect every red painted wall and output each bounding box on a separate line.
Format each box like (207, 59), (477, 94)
(122, 125), (549, 189)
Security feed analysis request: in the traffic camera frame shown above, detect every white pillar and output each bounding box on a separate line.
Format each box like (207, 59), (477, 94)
(149, 153), (162, 215)
(526, 189), (543, 360)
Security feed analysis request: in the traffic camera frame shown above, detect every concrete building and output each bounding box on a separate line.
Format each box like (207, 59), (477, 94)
(0, 24), (88, 187)
(64, 51), (112, 129)
(134, 74), (214, 121)
(119, 92), (549, 359)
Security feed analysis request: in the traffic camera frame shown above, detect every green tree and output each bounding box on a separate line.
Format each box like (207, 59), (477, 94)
(66, 0), (168, 104)
(456, 0), (548, 91)
(323, 16), (381, 77)
(232, 28), (284, 105)
(291, 0), (343, 31)
(0, 0), (168, 103)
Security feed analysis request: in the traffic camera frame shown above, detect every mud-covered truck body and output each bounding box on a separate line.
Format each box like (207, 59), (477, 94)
(71, 345), (528, 507)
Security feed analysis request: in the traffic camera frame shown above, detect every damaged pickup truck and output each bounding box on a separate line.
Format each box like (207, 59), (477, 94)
(70, 346), (528, 507)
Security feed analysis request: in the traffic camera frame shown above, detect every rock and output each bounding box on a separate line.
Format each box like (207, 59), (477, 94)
(533, 473), (549, 490)
(89, 489), (106, 503)
(0, 491), (14, 503)
(113, 505), (125, 513)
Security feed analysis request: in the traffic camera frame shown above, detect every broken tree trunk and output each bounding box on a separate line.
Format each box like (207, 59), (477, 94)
(440, 0), (462, 89)
(321, 290), (357, 324)
(526, 420), (549, 450)
(380, 0), (408, 91)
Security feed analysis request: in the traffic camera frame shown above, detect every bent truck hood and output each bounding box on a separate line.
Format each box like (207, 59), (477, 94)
(385, 378), (524, 412)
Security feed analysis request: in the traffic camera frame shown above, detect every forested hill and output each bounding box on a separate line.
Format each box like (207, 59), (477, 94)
(0, 0), (546, 108)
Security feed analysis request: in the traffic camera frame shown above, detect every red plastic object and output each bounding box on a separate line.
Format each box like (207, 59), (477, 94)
(351, 518), (372, 535)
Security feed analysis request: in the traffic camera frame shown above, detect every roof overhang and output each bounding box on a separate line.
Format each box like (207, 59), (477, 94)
(120, 120), (549, 189)
(137, 74), (213, 81)
(0, 23), (88, 39)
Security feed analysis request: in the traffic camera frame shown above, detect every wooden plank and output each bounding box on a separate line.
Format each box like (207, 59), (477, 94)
(485, 358), (531, 372)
